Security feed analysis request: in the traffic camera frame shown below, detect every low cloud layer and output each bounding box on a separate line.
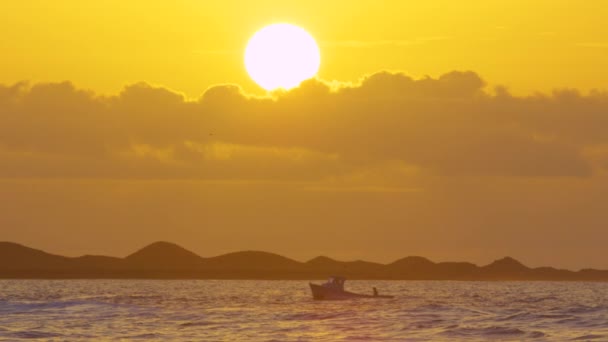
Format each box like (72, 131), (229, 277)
(1, 71), (607, 182)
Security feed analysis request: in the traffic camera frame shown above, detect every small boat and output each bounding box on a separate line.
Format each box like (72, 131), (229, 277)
(309, 276), (394, 300)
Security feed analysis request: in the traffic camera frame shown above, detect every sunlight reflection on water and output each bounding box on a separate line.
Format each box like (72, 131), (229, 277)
(0, 280), (607, 341)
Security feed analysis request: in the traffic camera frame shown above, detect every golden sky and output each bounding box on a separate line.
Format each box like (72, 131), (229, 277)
(2, 1), (608, 96)
(1, 1), (608, 269)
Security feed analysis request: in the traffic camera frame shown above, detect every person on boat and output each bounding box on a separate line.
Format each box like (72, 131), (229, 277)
(324, 276), (345, 291)
(373, 287), (378, 296)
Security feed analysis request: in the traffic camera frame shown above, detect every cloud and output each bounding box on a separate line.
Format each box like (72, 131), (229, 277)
(322, 37), (450, 48)
(1, 71), (607, 182)
(193, 49), (236, 55)
(577, 42), (608, 48)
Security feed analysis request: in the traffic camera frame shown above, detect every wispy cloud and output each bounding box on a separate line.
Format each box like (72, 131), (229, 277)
(576, 42), (608, 48)
(302, 185), (423, 193)
(537, 31), (556, 36)
(323, 37), (450, 48)
(193, 49), (236, 55)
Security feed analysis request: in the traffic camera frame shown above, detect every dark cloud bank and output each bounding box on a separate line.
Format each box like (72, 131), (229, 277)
(1, 70), (607, 181)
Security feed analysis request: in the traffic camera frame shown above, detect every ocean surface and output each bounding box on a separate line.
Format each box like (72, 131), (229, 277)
(0, 280), (607, 341)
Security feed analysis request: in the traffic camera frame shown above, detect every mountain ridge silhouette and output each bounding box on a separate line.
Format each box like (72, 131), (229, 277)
(1, 241), (607, 280)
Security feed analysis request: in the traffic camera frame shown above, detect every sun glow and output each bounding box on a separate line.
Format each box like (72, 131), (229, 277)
(245, 23), (321, 91)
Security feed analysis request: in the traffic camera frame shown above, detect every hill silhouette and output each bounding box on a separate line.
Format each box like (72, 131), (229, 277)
(482, 256), (530, 278)
(1, 241), (607, 280)
(0, 242), (71, 271)
(125, 241), (205, 270)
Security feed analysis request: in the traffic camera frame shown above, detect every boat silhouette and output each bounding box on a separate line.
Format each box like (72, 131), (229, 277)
(309, 276), (394, 300)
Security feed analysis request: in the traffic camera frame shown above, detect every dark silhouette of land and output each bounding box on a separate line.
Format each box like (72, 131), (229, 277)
(1, 241), (607, 280)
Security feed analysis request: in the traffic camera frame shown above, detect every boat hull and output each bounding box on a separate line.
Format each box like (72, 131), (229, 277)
(309, 283), (393, 300)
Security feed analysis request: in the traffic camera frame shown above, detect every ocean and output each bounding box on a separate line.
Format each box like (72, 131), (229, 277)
(0, 280), (606, 341)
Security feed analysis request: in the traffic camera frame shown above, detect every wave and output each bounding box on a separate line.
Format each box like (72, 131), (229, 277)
(284, 312), (346, 321)
(563, 305), (608, 314)
(571, 334), (605, 340)
(529, 331), (546, 338)
(513, 295), (559, 303)
(496, 311), (532, 321)
(179, 321), (213, 328)
(441, 325), (526, 338)
(3, 330), (63, 339)
(0, 299), (114, 313)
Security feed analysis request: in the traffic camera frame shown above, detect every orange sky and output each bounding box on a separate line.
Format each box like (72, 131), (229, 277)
(1, 1), (608, 269)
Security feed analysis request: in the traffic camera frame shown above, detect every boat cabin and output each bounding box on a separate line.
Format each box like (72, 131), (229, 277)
(322, 276), (346, 291)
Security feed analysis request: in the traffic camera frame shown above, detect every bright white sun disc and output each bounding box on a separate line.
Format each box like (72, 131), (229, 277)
(245, 23), (320, 91)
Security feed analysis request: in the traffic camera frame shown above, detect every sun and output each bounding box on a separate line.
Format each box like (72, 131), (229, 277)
(245, 23), (321, 91)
